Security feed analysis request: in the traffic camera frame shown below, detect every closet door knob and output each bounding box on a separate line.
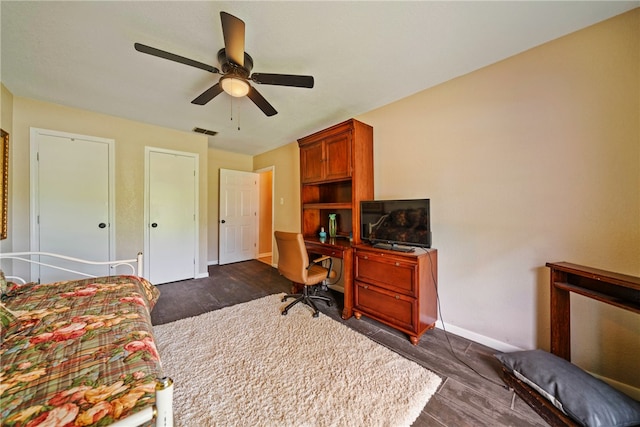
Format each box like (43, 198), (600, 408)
(151, 223), (158, 228)
(98, 223), (106, 229)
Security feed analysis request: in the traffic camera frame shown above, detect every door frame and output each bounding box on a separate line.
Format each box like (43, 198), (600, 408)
(255, 165), (275, 265)
(29, 128), (116, 277)
(143, 146), (199, 280)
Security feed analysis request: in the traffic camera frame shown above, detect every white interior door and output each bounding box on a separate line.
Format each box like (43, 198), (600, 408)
(219, 169), (258, 265)
(30, 128), (114, 283)
(145, 148), (198, 284)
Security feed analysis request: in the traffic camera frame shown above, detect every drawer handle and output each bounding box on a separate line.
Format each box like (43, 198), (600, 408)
(364, 285), (369, 289)
(395, 262), (400, 266)
(395, 295), (400, 300)
(363, 256), (368, 260)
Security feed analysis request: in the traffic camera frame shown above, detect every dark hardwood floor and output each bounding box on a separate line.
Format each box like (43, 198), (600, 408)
(151, 260), (548, 427)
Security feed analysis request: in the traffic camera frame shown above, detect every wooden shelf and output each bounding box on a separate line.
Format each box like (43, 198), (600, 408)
(298, 118), (373, 245)
(547, 261), (640, 360)
(298, 119), (374, 320)
(303, 203), (352, 210)
(553, 281), (640, 314)
(513, 262), (640, 427)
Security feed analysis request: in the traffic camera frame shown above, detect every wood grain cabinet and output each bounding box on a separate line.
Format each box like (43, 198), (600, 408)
(353, 245), (438, 345)
(298, 119), (373, 242)
(300, 131), (351, 183)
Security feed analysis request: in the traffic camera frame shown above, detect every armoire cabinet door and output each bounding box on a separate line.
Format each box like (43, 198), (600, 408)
(300, 140), (324, 183)
(324, 131), (352, 181)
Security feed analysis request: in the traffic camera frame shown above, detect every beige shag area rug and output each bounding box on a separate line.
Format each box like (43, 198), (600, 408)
(153, 293), (441, 426)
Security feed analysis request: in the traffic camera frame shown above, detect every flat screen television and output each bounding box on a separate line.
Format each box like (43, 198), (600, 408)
(360, 199), (431, 251)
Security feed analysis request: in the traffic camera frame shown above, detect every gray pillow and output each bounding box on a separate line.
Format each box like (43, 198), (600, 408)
(495, 349), (640, 427)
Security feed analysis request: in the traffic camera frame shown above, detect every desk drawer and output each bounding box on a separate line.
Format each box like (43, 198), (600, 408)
(355, 252), (416, 296)
(305, 243), (344, 258)
(355, 281), (416, 332)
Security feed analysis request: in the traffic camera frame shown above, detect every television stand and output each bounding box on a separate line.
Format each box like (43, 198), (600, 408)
(372, 242), (415, 252)
(353, 245), (438, 344)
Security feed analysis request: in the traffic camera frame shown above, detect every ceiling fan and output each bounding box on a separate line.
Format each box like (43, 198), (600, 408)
(134, 11), (314, 117)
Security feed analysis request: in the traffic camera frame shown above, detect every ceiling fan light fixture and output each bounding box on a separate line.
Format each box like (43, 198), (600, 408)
(220, 75), (250, 97)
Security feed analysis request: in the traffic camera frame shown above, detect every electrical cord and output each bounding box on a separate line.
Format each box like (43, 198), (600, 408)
(322, 256), (343, 287)
(315, 245), (508, 389)
(423, 248), (510, 390)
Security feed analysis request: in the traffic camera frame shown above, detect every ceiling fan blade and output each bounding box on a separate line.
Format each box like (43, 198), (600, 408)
(134, 43), (219, 74)
(191, 83), (224, 105)
(251, 73), (314, 88)
(247, 87), (277, 117)
(220, 12), (245, 67)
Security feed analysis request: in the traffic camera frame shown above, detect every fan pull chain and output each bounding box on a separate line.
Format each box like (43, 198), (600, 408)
(229, 98), (241, 131)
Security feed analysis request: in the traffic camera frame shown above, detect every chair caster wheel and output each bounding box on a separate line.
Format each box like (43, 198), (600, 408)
(313, 312), (319, 318)
(281, 297), (286, 302)
(282, 310), (288, 316)
(327, 301), (332, 307)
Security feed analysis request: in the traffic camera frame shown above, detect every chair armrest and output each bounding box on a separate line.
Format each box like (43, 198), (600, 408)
(307, 255), (334, 279)
(312, 255), (331, 264)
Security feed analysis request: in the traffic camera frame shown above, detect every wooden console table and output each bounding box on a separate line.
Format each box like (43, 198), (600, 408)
(547, 261), (640, 361)
(304, 237), (354, 320)
(503, 262), (640, 427)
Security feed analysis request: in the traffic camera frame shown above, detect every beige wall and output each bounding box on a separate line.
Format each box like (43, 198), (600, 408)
(0, 84), (13, 139)
(207, 148), (253, 264)
(253, 141), (300, 266)
(9, 97), (210, 277)
(357, 9), (639, 392)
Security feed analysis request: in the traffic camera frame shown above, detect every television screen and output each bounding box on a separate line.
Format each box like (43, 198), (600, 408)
(360, 199), (431, 249)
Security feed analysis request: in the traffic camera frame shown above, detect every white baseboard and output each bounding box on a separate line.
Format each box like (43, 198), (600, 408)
(590, 371), (640, 401)
(436, 321), (640, 400)
(195, 272), (209, 279)
(209, 256), (272, 266)
(435, 320), (524, 353)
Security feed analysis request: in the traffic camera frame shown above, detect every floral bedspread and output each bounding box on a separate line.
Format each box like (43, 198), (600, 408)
(0, 275), (162, 427)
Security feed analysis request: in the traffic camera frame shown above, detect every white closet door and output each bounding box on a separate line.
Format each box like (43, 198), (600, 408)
(32, 129), (114, 282)
(146, 149), (197, 284)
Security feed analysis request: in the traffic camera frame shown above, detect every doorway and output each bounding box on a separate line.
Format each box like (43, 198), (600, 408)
(256, 167), (274, 266)
(218, 168), (258, 265)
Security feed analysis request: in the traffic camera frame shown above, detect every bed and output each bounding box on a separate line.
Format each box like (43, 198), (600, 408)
(0, 252), (173, 427)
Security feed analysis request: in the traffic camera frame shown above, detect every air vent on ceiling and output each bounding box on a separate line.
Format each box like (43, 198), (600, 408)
(193, 127), (218, 136)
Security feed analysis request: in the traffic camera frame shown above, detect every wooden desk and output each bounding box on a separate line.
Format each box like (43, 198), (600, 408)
(547, 262), (640, 361)
(304, 237), (354, 319)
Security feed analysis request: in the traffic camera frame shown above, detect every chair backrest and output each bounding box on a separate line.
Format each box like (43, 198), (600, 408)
(274, 231), (310, 284)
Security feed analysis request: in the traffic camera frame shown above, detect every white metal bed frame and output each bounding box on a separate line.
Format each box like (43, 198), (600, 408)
(0, 251), (173, 427)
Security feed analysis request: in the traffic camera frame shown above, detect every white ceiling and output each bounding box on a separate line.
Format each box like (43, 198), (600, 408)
(2, 1), (637, 155)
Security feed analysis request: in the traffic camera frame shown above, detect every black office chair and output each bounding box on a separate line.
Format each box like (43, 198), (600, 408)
(274, 231), (336, 317)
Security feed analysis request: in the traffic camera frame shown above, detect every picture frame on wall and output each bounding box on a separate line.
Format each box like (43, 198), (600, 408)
(1, 129), (8, 240)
